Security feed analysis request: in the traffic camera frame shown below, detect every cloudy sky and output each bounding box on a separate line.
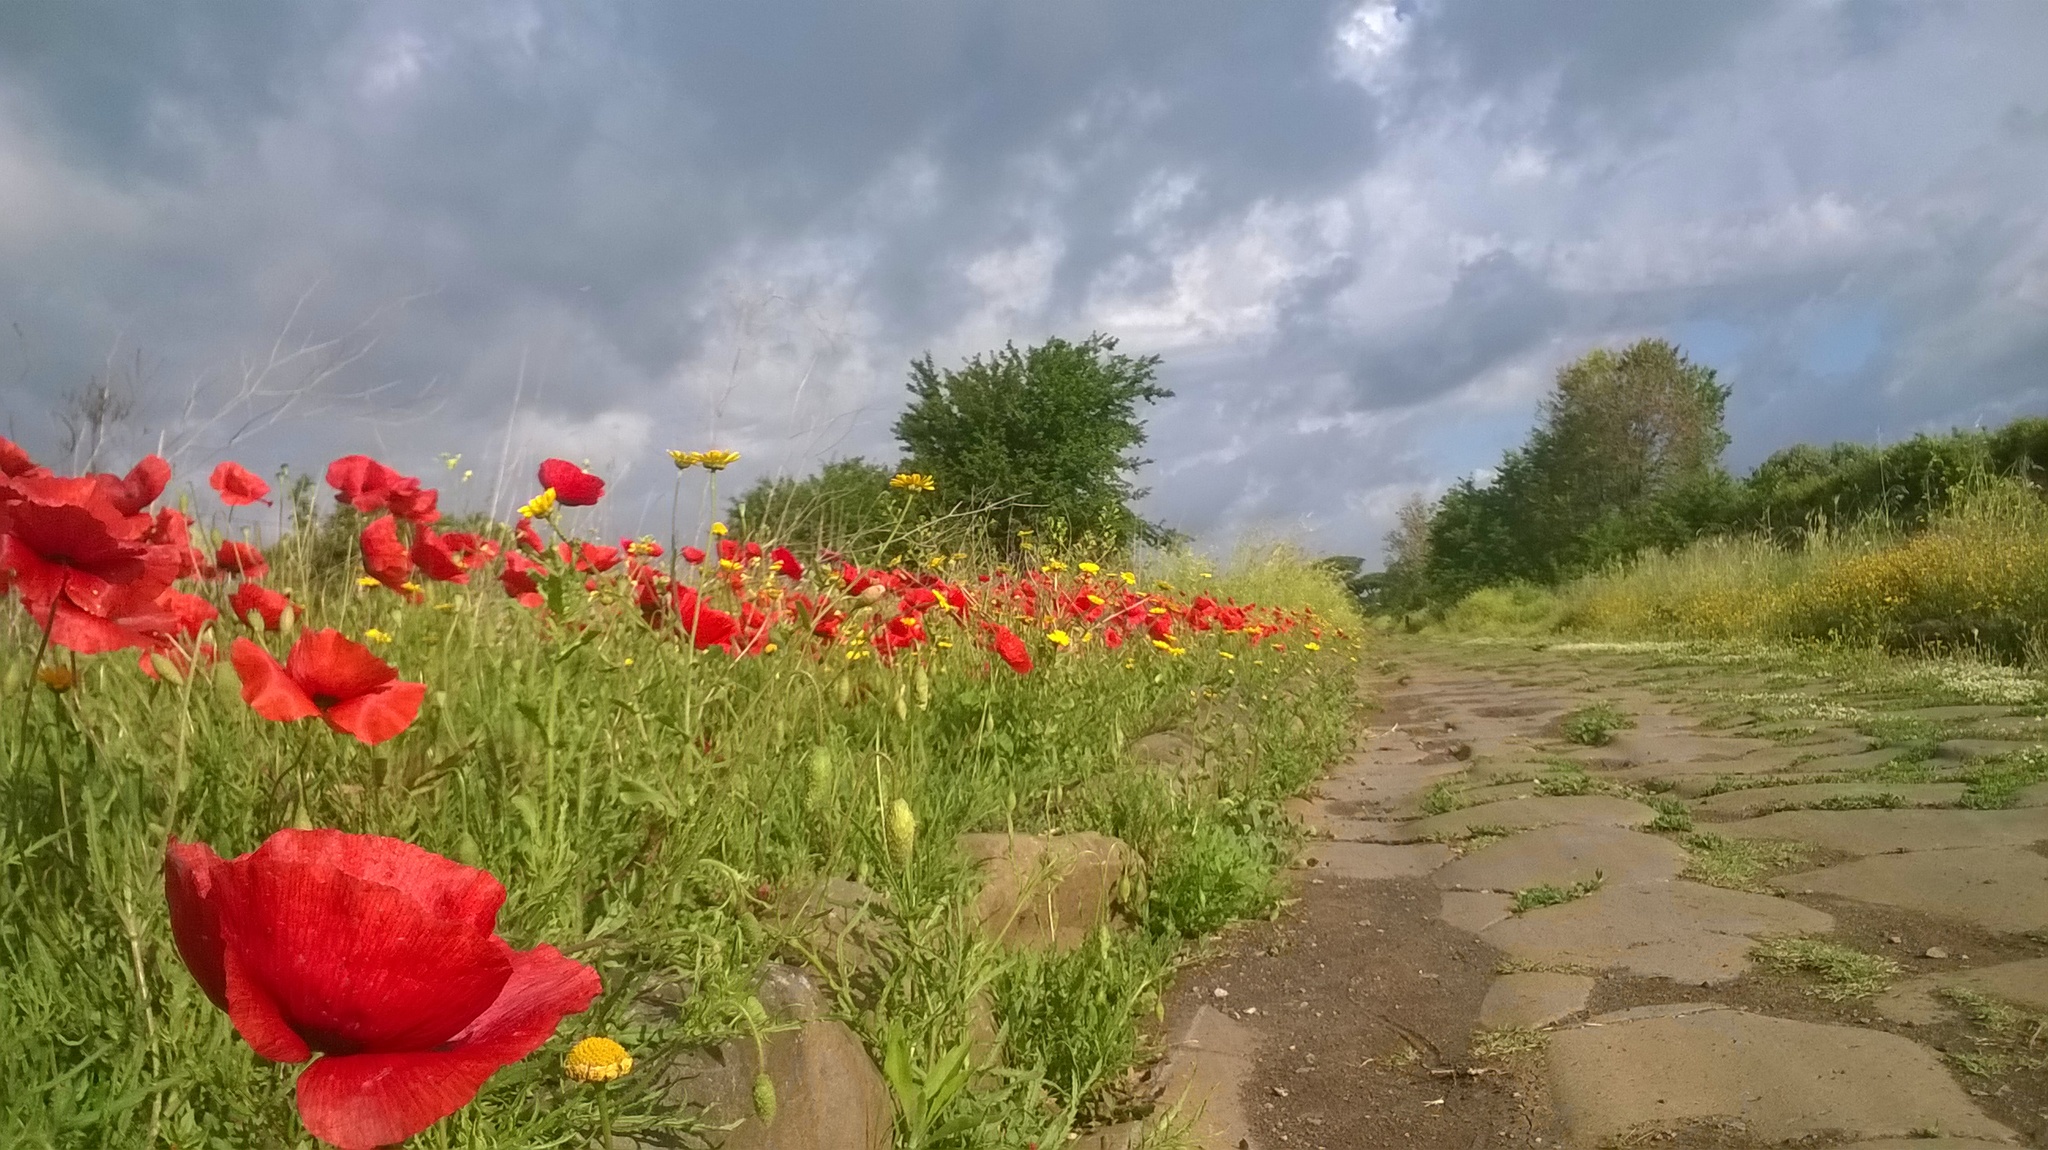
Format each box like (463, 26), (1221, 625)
(1, 1), (2044, 560)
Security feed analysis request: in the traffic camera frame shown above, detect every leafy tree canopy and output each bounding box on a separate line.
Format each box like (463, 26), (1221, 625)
(892, 334), (1173, 549)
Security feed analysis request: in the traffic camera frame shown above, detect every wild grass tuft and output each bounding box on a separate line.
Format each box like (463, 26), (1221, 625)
(1750, 937), (1900, 1001)
(1681, 834), (1808, 891)
(1510, 873), (1603, 914)
(1559, 702), (1633, 746)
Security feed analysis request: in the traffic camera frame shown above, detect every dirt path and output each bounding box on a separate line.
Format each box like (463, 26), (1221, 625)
(1139, 639), (2048, 1150)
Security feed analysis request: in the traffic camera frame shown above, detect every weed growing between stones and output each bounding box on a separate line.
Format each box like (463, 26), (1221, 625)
(1681, 834), (1809, 891)
(1936, 987), (2048, 1078)
(1560, 702), (1633, 746)
(1510, 873), (1604, 914)
(1750, 937), (1901, 1001)
(1645, 795), (1694, 832)
(1467, 1027), (1547, 1060)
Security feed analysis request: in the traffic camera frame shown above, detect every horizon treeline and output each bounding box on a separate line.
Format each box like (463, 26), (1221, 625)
(1354, 337), (2048, 613)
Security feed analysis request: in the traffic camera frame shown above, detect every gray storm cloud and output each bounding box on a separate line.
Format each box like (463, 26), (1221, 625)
(0, 0), (2043, 561)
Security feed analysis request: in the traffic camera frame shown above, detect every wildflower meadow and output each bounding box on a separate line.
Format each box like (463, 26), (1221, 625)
(0, 436), (1362, 1148)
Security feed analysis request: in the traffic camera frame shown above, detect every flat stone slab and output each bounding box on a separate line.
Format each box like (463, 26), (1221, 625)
(1436, 890), (1514, 934)
(1876, 957), (2048, 1025)
(1692, 782), (1968, 818)
(1435, 824), (1686, 893)
(1478, 971), (1594, 1029)
(1782, 847), (2048, 934)
(1936, 738), (2037, 762)
(1139, 1005), (1255, 1150)
(1408, 795), (1658, 839)
(1548, 1004), (2015, 1146)
(1480, 881), (1833, 984)
(1719, 806), (2048, 855)
(1564, 727), (1779, 769)
(1300, 841), (1452, 880)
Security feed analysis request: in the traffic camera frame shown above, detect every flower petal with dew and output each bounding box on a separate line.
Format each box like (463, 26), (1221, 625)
(231, 630), (427, 746)
(210, 461), (272, 507)
(163, 829), (599, 1150)
(536, 459), (605, 507)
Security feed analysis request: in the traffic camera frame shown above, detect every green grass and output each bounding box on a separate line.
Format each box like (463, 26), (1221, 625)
(1750, 937), (1900, 1001)
(1936, 986), (2048, 1078)
(1681, 834), (1809, 891)
(1559, 702), (1633, 747)
(0, 516), (1364, 1147)
(1645, 795), (1694, 832)
(1468, 1028), (1547, 1059)
(1417, 780), (1469, 815)
(1510, 874), (1603, 914)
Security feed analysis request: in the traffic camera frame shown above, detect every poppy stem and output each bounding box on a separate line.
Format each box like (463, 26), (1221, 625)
(15, 573), (65, 761)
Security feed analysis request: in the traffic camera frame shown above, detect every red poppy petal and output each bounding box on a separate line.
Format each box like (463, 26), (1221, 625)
(251, 829), (505, 937)
(293, 941), (596, 1146)
(44, 599), (155, 654)
(222, 946), (315, 1064)
(320, 679), (426, 746)
(231, 638), (320, 723)
(164, 838), (231, 1009)
(284, 630), (399, 703)
(294, 1047), (508, 1150)
(218, 855), (511, 1055)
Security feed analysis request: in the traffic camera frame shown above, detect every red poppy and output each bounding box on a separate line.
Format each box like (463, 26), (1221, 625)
(164, 829), (600, 1150)
(498, 552), (545, 609)
(988, 624), (1033, 674)
(215, 540), (270, 581)
(229, 582), (298, 631)
(210, 461), (272, 507)
(680, 545), (706, 565)
(673, 585), (739, 651)
(1, 434), (45, 478)
(358, 516), (414, 596)
(409, 528), (472, 584)
(0, 472), (183, 653)
(574, 542), (620, 573)
(770, 546), (804, 581)
(514, 517), (545, 554)
(535, 459), (604, 506)
(231, 630), (426, 745)
(325, 456), (440, 524)
(161, 588), (220, 639)
(101, 454), (171, 516)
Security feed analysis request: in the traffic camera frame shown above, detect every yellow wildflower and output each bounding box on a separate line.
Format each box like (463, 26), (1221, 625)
(1077, 561), (1100, 575)
(1305, 642), (1322, 651)
(1119, 571), (1137, 586)
(364, 629), (394, 644)
(1218, 650), (1236, 660)
(38, 665), (75, 693)
(710, 521), (728, 537)
(668, 449), (701, 470)
(564, 1037), (633, 1083)
(1047, 630), (1072, 647)
(698, 449), (741, 472)
(889, 472), (936, 493)
(356, 576), (381, 588)
(519, 488), (558, 519)
(1042, 558), (1067, 572)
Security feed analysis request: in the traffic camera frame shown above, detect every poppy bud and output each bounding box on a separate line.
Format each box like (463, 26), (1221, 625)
(149, 652), (186, 686)
(3, 663), (24, 696)
(859, 585), (887, 605)
(912, 664), (931, 710)
(245, 609), (267, 632)
(886, 798), (917, 869)
(806, 746), (836, 810)
(834, 675), (855, 707)
(892, 684), (908, 723)
(279, 603), (297, 634)
(752, 1071), (778, 1123)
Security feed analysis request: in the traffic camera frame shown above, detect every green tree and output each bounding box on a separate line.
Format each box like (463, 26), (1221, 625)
(1425, 338), (1733, 593)
(892, 334), (1173, 548)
